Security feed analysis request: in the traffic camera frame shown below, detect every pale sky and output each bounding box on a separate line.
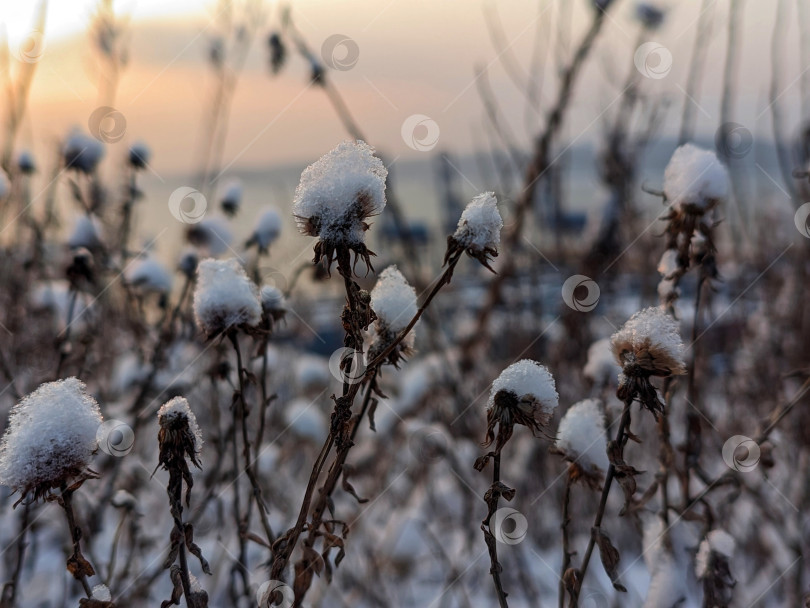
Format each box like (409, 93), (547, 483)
(3, 0), (808, 174)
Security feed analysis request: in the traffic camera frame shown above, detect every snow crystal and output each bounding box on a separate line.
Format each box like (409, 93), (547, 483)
(663, 144), (729, 211)
(193, 258), (261, 336)
(186, 216), (233, 256)
(0, 378), (102, 494)
(63, 130), (104, 174)
(453, 192), (502, 251)
(371, 266), (417, 332)
(657, 249), (679, 279)
(158, 397), (203, 454)
(249, 207), (282, 251)
(125, 257), (173, 293)
(293, 140), (387, 245)
(695, 529), (735, 578)
(91, 584), (112, 601)
(583, 338), (621, 386)
(68, 215), (103, 250)
(611, 307), (686, 375)
(556, 399), (609, 474)
(489, 360), (558, 414)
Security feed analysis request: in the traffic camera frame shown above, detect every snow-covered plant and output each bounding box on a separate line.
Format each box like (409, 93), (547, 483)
(68, 215), (103, 250)
(178, 249), (199, 280)
(292, 140), (387, 273)
(260, 285), (286, 326)
(368, 265), (418, 366)
(445, 192), (503, 271)
(246, 207), (282, 253)
(17, 149), (36, 174)
(219, 179), (242, 217)
(482, 359), (558, 455)
(193, 258), (261, 338)
(125, 256), (173, 294)
(664, 144), (729, 214)
(0, 377), (102, 500)
(583, 337), (621, 388)
(128, 141), (151, 170)
(611, 306), (685, 415)
(157, 397), (210, 608)
(695, 529), (735, 606)
(554, 399), (609, 483)
(63, 130), (104, 174)
(185, 216), (233, 257)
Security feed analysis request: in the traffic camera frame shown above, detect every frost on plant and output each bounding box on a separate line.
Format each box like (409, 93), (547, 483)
(260, 285), (287, 326)
(583, 337), (621, 387)
(696, 529), (735, 606)
(554, 398), (609, 485)
(292, 140), (387, 274)
(368, 265), (418, 365)
(246, 206), (283, 253)
(125, 256), (173, 294)
(663, 144), (729, 213)
(0, 377), (102, 501)
(445, 192), (503, 271)
(481, 359), (558, 458)
(193, 258), (262, 338)
(611, 306), (685, 416)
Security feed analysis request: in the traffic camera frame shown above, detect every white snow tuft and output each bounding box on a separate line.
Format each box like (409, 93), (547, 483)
(611, 307), (685, 374)
(583, 338), (621, 386)
(556, 399), (609, 473)
(260, 285), (286, 315)
(292, 140), (387, 245)
(158, 397), (203, 454)
(658, 249), (680, 279)
(663, 143), (729, 211)
(68, 215), (103, 250)
(371, 266), (417, 332)
(0, 378), (102, 493)
(125, 257), (173, 293)
(91, 584), (112, 601)
(186, 216), (233, 256)
(489, 360), (558, 414)
(453, 192), (502, 251)
(193, 258), (261, 336)
(249, 207), (283, 250)
(695, 529), (735, 578)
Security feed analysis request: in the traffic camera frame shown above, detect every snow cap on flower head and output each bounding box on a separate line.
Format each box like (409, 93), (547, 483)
(446, 192), (503, 271)
(555, 399), (609, 482)
(0, 378), (102, 500)
(368, 265), (418, 365)
(663, 144), (729, 213)
(193, 258), (262, 337)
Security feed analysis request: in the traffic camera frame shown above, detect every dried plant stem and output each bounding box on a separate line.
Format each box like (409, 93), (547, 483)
(59, 486), (94, 598)
(575, 397), (632, 594)
(0, 501), (31, 608)
(559, 475), (573, 608)
(229, 332), (275, 548)
(486, 453), (510, 608)
(171, 477), (194, 604)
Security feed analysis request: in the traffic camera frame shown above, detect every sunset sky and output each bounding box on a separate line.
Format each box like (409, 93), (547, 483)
(3, 0), (808, 174)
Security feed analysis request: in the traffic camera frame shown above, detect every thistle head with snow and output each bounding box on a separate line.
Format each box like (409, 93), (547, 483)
(292, 140), (387, 276)
(260, 285), (287, 328)
(158, 397), (202, 474)
(480, 360), (558, 459)
(552, 399), (609, 488)
(610, 307), (685, 417)
(0, 378), (102, 502)
(695, 529), (735, 606)
(445, 192), (503, 272)
(662, 144), (726, 260)
(193, 258), (262, 339)
(368, 265), (418, 366)
(246, 206), (282, 254)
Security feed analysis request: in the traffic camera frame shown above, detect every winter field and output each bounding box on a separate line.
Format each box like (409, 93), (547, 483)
(0, 1), (809, 607)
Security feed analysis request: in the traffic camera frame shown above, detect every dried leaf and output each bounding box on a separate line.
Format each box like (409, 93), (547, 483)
(593, 527), (627, 592)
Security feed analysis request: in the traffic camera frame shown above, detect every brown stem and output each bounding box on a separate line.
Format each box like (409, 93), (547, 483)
(488, 453), (510, 608)
(575, 397), (632, 594)
(0, 501), (31, 608)
(229, 332), (275, 548)
(559, 474), (573, 608)
(60, 486), (93, 598)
